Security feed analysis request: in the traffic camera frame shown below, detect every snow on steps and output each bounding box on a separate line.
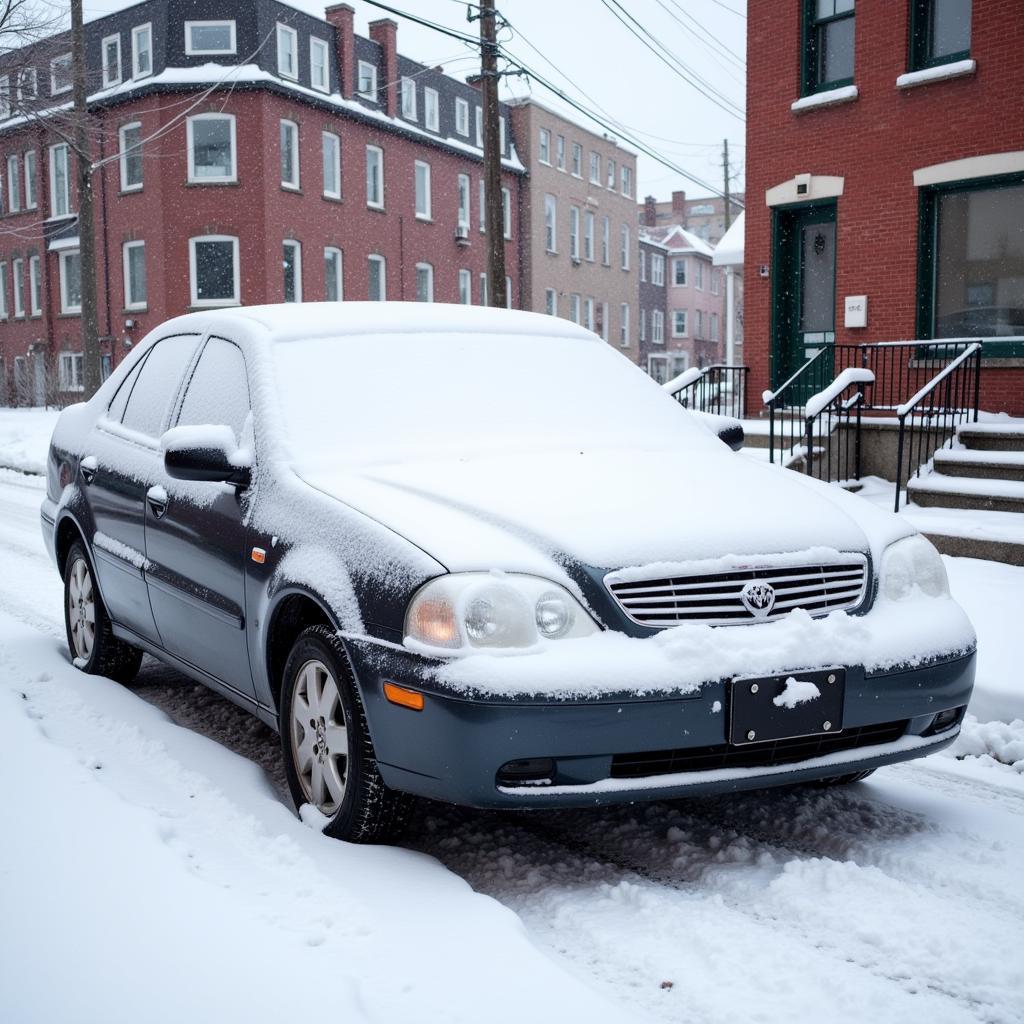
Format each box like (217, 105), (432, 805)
(932, 448), (1024, 482)
(958, 423), (1024, 452)
(908, 472), (1024, 513)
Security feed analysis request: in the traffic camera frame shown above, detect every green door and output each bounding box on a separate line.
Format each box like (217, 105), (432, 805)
(772, 203), (837, 402)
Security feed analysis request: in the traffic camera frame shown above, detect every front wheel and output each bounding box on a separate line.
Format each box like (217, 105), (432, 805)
(279, 625), (414, 844)
(64, 540), (143, 683)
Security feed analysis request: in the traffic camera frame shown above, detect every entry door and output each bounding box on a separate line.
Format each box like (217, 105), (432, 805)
(773, 204), (837, 399)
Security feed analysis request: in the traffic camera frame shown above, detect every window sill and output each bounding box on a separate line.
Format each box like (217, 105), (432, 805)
(896, 59), (976, 90)
(119, 187), (143, 196)
(791, 84), (859, 113)
(415, 214), (433, 223)
(185, 179), (239, 187)
(322, 194), (343, 204)
(366, 203), (385, 213)
(123, 305), (148, 314)
(281, 183), (302, 194)
(188, 302), (241, 311)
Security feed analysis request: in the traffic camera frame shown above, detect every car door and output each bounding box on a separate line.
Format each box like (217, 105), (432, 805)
(143, 335), (255, 697)
(84, 334), (201, 643)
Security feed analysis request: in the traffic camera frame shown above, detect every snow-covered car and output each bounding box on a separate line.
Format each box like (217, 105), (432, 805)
(41, 304), (977, 843)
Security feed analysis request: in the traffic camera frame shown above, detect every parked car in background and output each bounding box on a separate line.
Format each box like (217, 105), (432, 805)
(42, 305), (976, 842)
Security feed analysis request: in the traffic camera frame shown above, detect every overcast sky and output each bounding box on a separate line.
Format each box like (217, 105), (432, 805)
(81, 0), (747, 204)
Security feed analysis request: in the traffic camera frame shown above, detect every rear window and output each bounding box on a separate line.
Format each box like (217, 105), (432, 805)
(120, 335), (199, 438)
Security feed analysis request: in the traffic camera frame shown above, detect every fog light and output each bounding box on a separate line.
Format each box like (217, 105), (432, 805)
(497, 757), (555, 786)
(927, 706), (963, 736)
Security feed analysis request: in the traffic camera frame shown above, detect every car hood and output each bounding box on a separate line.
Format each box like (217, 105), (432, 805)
(294, 446), (913, 581)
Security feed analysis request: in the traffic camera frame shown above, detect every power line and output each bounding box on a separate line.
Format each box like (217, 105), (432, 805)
(656, 0), (745, 71)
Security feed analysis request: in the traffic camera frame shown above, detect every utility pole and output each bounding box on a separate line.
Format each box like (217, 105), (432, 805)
(479, 0), (507, 308)
(722, 138), (732, 232)
(72, 0), (101, 398)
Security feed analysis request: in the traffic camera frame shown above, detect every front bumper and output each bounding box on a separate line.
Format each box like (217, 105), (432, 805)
(350, 640), (975, 809)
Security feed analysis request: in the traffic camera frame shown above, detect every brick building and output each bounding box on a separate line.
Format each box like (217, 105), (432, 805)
(637, 234), (670, 381)
(507, 99), (639, 360)
(745, 0), (1023, 415)
(0, 0), (524, 404)
(641, 189), (744, 246)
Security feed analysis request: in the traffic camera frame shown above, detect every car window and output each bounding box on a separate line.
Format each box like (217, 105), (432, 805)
(121, 335), (200, 438)
(106, 353), (148, 423)
(175, 337), (251, 444)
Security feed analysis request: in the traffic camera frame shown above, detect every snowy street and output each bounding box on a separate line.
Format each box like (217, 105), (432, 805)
(1, 462), (1023, 1024)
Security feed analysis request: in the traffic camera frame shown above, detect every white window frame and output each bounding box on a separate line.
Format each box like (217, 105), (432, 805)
(544, 193), (557, 253)
(24, 150), (37, 209)
(118, 121), (143, 192)
(122, 240), (146, 310)
(59, 352), (84, 392)
(569, 206), (580, 261)
(544, 287), (557, 316)
(600, 301), (609, 341)
(556, 134), (565, 171)
(28, 254), (40, 315)
(366, 145), (383, 209)
(571, 142), (582, 178)
(0, 261), (6, 319)
(367, 254), (386, 301)
(640, 250), (647, 283)
(652, 309), (664, 344)
(424, 87), (439, 132)
(620, 303), (630, 347)
(414, 160), (431, 220)
(280, 118), (300, 190)
(569, 293), (580, 324)
(59, 250), (81, 314)
(695, 309), (704, 339)
(457, 173), (471, 233)
(502, 186), (512, 240)
(621, 165), (633, 198)
(583, 296), (594, 332)
(475, 106), (483, 148)
(322, 131), (341, 199)
(505, 276), (512, 309)
(12, 257), (24, 317)
(358, 60), (377, 100)
(0, 76), (9, 119)
(324, 246), (343, 301)
(607, 157), (616, 190)
(455, 97), (469, 137)
(583, 210), (594, 262)
(672, 309), (688, 337)
(639, 310), (646, 342)
(478, 179), (486, 233)
(310, 37), (330, 93)
(17, 68), (37, 101)
(458, 268), (472, 304)
(186, 113), (237, 184)
(620, 225), (630, 270)
(50, 53), (72, 95)
(188, 235), (240, 307)
(601, 217), (610, 266)
(277, 23), (299, 80)
(539, 128), (551, 165)
(415, 262), (434, 302)
(695, 259), (704, 291)
(185, 20), (236, 56)
(49, 143), (71, 217)
(479, 273), (488, 306)
(401, 77), (417, 120)
(131, 23), (152, 80)
(711, 269), (719, 296)
(101, 34), (122, 88)
(283, 239), (302, 303)
(6, 154), (20, 212)
(652, 254), (665, 286)
(673, 257), (687, 286)
(711, 311), (719, 343)
(589, 151), (600, 185)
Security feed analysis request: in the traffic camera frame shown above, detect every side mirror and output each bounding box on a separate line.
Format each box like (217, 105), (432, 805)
(161, 425), (252, 487)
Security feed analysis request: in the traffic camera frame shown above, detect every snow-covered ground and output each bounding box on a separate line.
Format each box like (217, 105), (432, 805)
(1, 425), (1023, 1023)
(0, 406), (59, 474)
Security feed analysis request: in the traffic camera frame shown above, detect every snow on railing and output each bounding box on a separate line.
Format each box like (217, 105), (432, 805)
(662, 367), (704, 396)
(805, 368), (875, 421)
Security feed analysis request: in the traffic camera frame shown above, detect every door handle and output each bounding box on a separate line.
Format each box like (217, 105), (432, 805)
(80, 456), (97, 485)
(146, 485), (168, 520)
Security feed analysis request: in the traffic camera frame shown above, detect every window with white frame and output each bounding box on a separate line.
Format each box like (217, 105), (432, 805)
(59, 352), (84, 391)
(280, 119), (299, 189)
(652, 309), (664, 343)
(505, 276), (512, 308)
(569, 206), (580, 260)
(189, 235), (240, 306)
(695, 260), (704, 290)
(672, 310), (687, 337)
(620, 225), (630, 270)
(583, 210), (594, 262)
(283, 240), (302, 302)
(600, 301), (609, 341)
(28, 254), (39, 315)
(538, 128), (551, 164)
(601, 217), (609, 266)
(673, 257), (687, 286)
(18, 68), (37, 100)
(0, 77), (9, 119)
(122, 240), (146, 309)
(620, 303), (630, 346)
(639, 310), (646, 342)
(358, 60), (377, 99)
(455, 96), (469, 136)
(583, 296), (595, 332)
(414, 160), (431, 220)
(475, 106), (483, 147)
(457, 173), (470, 233)
(711, 312), (719, 343)
(621, 164), (633, 197)
(652, 253), (665, 285)
(589, 151), (600, 184)
(132, 24), (152, 79)
(119, 122), (142, 191)
(499, 116), (506, 154)
(6, 155), (20, 212)
(607, 158), (616, 190)
(415, 262), (433, 302)
(502, 186), (511, 239)
(479, 179), (486, 233)
(458, 268), (471, 304)
(365, 145), (383, 208)
(50, 54), (72, 95)
(186, 21), (236, 55)
(695, 309), (704, 339)
(49, 143), (70, 216)
(711, 268), (719, 295)
(545, 287), (557, 316)
(0, 261), (6, 319)
(556, 134), (565, 170)
(102, 34), (121, 87)
(12, 257), (23, 316)
(367, 254), (385, 300)
(479, 273), (488, 306)
(571, 142), (582, 177)
(569, 293), (580, 324)
(187, 114), (236, 182)
(277, 23), (298, 79)
(401, 77), (417, 119)
(544, 194), (557, 252)
(310, 38), (330, 92)
(640, 250), (646, 282)
(324, 247), (343, 301)
(424, 88), (439, 131)
(60, 250), (82, 313)
(322, 131), (340, 198)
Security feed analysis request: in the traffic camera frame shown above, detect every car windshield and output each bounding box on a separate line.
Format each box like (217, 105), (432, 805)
(271, 330), (715, 468)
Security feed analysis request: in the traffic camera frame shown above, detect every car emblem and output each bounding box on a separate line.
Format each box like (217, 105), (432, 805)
(741, 581), (776, 618)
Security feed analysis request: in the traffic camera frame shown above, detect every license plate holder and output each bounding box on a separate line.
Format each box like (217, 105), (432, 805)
(729, 667), (845, 746)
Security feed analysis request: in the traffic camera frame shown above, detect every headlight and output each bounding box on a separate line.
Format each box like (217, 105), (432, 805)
(404, 573), (599, 652)
(880, 535), (950, 601)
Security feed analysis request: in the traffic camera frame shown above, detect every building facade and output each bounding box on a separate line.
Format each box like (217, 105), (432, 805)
(637, 235), (670, 380)
(641, 190), (744, 246)
(0, 0), (524, 404)
(508, 99), (639, 360)
(745, 0), (1023, 415)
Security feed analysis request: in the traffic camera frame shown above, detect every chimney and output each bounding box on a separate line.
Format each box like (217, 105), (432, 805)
(643, 195), (657, 228)
(325, 4), (355, 99)
(368, 18), (398, 116)
(672, 189), (687, 223)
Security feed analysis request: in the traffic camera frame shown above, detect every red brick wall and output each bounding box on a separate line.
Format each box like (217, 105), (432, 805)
(745, 0), (1024, 416)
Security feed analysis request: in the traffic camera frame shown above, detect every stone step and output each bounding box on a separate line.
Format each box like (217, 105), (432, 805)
(907, 473), (1024, 513)
(924, 532), (1024, 567)
(932, 449), (1024, 482)
(957, 424), (1024, 452)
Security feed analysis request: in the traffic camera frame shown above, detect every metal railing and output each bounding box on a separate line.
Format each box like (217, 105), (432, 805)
(663, 364), (749, 420)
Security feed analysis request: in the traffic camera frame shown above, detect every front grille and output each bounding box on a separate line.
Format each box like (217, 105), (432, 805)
(606, 557), (868, 627)
(610, 720), (908, 779)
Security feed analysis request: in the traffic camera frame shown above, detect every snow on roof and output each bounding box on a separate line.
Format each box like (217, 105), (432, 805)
(713, 211), (745, 268)
(643, 224), (715, 258)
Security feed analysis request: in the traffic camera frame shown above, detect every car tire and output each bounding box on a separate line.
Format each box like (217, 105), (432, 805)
(810, 768), (877, 787)
(64, 540), (143, 684)
(279, 624), (415, 844)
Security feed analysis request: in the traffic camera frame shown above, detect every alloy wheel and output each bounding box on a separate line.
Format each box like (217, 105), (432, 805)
(67, 556), (96, 661)
(289, 659), (349, 814)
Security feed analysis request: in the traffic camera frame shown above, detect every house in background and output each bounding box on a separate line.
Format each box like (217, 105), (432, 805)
(641, 189), (744, 246)
(637, 233), (670, 381)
